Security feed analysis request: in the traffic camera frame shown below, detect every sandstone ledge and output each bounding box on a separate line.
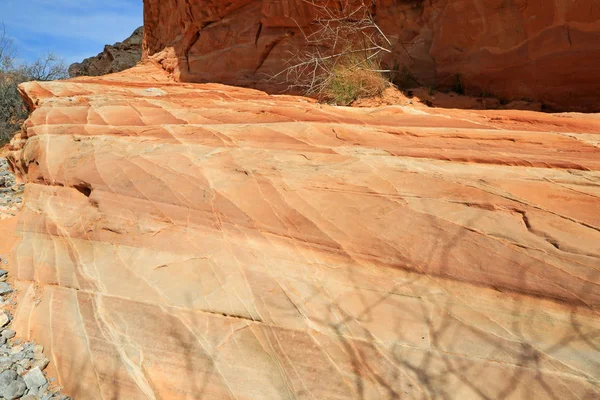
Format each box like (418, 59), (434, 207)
(5, 64), (600, 399)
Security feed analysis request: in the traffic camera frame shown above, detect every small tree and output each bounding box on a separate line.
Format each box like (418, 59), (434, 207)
(0, 23), (68, 145)
(272, 0), (394, 105)
(0, 23), (16, 71)
(0, 23), (23, 145)
(26, 52), (68, 81)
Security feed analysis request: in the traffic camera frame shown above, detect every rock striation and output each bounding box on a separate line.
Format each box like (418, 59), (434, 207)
(4, 63), (600, 399)
(69, 27), (144, 78)
(143, 0), (600, 112)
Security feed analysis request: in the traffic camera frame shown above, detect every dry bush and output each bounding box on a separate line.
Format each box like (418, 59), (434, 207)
(0, 72), (28, 145)
(0, 24), (24, 145)
(26, 52), (68, 82)
(272, 0), (393, 105)
(325, 57), (388, 105)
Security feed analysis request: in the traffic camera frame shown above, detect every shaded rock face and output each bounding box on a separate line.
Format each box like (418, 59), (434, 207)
(143, 0), (600, 112)
(68, 27), (144, 77)
(5, 64), (600, 399)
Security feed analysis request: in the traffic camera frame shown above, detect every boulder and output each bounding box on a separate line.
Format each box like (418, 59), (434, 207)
(23, 366), (46, 392)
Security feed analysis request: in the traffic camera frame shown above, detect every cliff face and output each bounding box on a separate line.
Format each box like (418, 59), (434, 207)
(6, 64), (600, 399)
(69, 27), (144, 77)
(143, 0), (600, 111)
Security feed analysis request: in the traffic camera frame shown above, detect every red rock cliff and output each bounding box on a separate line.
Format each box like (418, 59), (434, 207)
(143, 0), (600, 112)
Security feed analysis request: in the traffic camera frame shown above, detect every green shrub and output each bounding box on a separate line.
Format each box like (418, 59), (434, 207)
(273, 1), (392, 105)
(325, 59), (388, 105)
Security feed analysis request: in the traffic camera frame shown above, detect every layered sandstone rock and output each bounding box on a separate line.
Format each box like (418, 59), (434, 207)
(5, 64), (600, 399)
(143, 0), (600, 112)
(69, 27), (144, 78)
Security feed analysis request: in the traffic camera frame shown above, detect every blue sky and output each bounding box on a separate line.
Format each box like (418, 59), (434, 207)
(0, 0), (142, 65)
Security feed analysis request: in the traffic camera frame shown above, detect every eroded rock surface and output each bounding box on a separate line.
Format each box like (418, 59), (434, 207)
(143, 0), (600, 111)
(5, 64), (600, 399)
(69, 27), (143, 78)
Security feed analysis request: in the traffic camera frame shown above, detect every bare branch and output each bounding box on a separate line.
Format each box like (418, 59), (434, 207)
(268, 0), (407, 104)
(26, 52), (68, 81)
(0, 22), (69, 144)
(0, 23), (16, 72)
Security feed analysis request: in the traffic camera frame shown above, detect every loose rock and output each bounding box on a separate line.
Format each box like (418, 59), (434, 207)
(2, 330), (16, 339)
(0, 369), (18, 392)
(0, 282), (12, 296)
(24, 367), (47, 391)
(0, 158), (24, 220)
(33, 358), (49, 371)
(4, 377), (26, 400)
(0, 312), (10, 328)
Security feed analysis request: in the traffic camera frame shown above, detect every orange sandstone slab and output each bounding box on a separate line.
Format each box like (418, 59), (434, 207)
(6, 65), (600, 399)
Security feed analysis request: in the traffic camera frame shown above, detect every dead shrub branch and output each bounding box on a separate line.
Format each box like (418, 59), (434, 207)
(271, 0), (396, 105)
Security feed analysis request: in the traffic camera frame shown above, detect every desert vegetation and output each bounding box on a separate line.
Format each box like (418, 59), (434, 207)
(273, 0), (393, 105)
(0, 23), (67, 145)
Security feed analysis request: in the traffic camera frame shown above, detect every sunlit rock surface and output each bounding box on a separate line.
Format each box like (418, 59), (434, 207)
(6, 64), (600, 399)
